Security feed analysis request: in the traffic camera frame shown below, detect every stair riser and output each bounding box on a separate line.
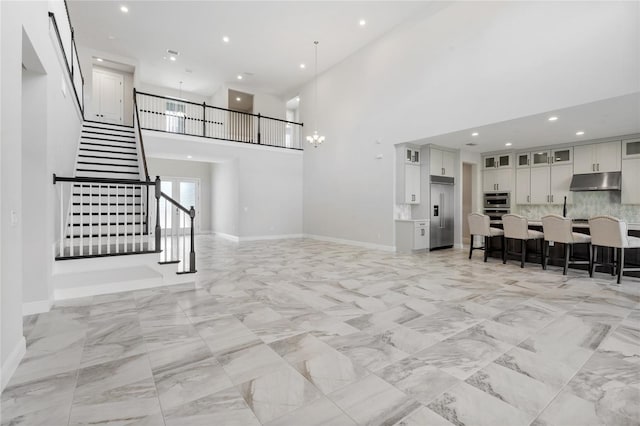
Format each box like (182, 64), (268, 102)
(75, 163), (141, 173)
(81, 134), (136, 144)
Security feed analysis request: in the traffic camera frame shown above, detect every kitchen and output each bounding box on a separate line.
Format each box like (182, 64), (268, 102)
(394, 96), (640, 280)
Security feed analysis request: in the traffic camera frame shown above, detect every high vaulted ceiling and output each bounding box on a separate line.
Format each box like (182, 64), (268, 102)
(67, 1), (437, 96)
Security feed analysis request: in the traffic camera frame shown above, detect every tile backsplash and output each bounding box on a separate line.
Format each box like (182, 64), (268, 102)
(514, 191), (640, 223)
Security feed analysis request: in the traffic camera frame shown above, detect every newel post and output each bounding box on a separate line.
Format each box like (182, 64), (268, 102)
(154, 176), (161, 250)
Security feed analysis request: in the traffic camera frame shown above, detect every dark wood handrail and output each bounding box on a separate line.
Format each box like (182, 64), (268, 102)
(160, 191), (191, 214)
(133, 88), (150, 180)
(53, 174), (154, 186)
(135, 90), (304, 126)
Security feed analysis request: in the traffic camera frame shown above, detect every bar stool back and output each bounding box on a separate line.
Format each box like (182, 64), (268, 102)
(502, 214), (544, 268)
(468, 213), (504, 262)
(541, 214), (591, 275)
(589, 215), (640, 283)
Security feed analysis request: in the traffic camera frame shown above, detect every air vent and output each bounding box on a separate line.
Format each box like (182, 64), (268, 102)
(465, 142), (478, 146)
(166, 49), (180, 56)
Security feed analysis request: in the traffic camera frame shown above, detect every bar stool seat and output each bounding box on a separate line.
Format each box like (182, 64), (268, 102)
(502, 214), (544, 268)
(541, 214), (592, 275)
(589, 216), (640, 283)
(468, 213), (505, 262)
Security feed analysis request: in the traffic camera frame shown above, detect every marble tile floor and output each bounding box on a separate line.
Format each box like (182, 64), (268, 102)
(2, 235), (640, 425)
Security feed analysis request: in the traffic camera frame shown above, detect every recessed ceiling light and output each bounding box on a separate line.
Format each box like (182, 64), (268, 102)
(471, 132), (479, 136)
(107, 35), (116, 40)
(187, 155), (192, 159)
(296, 97), (300, 101)
(169, 56), (177, 61)
(96, 58), (103, 62)
(236, 97), (241, 102)
(576, 131), (585, 136)
(505, 142), (512, 147)
(222, 36), (230, 43)
(548, 116), (558, 121)
(237, 75), (243, 80)
(300, 63), (306, 69)
(120, 5), (128, 13)
(359, 19), (366, 26)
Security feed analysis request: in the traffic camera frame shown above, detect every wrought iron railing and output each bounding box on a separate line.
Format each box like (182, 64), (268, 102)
(135, 90), (304, 150)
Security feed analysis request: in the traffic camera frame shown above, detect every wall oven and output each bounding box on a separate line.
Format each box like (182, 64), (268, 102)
(483, 192), (510, 221)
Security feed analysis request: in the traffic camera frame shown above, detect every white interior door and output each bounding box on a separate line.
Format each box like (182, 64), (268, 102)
(92, 68), (123, 124)
(160, 178), (200, 232)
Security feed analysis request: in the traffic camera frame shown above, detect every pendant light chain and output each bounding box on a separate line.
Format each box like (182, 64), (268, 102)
(306, 40), (325, 147)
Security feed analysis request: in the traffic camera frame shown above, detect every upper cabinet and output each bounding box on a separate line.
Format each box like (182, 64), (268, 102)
(528, 148), (573, 168)
(622, 158), (640, 204)
(574, 141), (621, 174)
(430, 147), (455, 178)
(516, 153), (530, 168)
(623, 138), (640, 159)
(405, 147), (420, 164)
(483, 154), (512, 170)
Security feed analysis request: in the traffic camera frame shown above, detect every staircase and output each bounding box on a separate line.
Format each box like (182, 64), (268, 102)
(76, 121), (142, 179)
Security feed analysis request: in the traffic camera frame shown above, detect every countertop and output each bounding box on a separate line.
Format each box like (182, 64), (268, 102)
(490, 220), (640, 232)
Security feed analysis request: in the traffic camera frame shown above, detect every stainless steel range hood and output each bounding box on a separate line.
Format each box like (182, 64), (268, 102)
(569, 172), (621, 191)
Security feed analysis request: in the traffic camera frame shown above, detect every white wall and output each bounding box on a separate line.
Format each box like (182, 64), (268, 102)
(1, 0), (84, 388)
(138, 82), (209, 104)
(147, 158), (213, 233)
(143, 131), (303, 239)
(300, 1), (640, 247)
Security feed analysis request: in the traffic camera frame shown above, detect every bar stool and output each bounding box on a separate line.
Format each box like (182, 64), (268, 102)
(541, 214), (592, 275)
(468, 213), (505, 262)
(589, 216), (640, 284)
(502, 214), (544, 268)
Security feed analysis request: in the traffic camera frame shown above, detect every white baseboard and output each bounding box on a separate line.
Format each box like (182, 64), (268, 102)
(214, 232), (239, 242)
(22, 299), (52, 316)
(54, 276), (165, 300)
(1, 336), (26, 391)
(238, 234), (303, 242)
(304, 234), (395, 252)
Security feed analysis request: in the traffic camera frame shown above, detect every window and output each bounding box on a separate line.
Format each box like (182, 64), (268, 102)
(165, 101), (186, 133)
(159, 178), (200, 232)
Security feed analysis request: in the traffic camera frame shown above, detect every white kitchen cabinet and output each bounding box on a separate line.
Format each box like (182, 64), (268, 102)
(550, 164), (573, 205)
(430, 147), (455, 177)
(622, 158), (640, 204)
(405, 147), (420, 164)
(401, 164), (421, 204)
(395, 220), (429, 252)
(516, 153), (531, 168)
(551, 147), (573, 165)
(483, 154), (512, 170)
(574, 141), (621, 174)
(531, 151), (551, 168)
(622, 139), (640, 160)
(530, 167), (551, 204)
(483, 168), (512, 192)
(515, 168), (531, 204)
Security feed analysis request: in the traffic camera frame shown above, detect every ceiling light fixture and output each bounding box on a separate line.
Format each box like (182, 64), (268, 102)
(359, 19), (366, 26)
(576, 131), (585, 136)
(505, 142), (512, 147)
(471, 132), (479, 136)
(548, 116), (558, 121)
(236, 97), (241, 102)
(300, 63), (306, 69)
(96, 58), (103, 62)
(237, 74), (243, 80)
(222, 36), (230, 43)
(306, 41), (325, 148)
(120, 5), (128, 13)
(169, 56), (177, 61)
(187, 155), (192, 159)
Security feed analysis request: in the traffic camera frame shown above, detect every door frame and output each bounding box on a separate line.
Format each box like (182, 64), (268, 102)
(92, 67), (124, 124)
(159, 177), (201, 233)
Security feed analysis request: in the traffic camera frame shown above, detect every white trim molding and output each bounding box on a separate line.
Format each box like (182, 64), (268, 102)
(22, 299), (52, 316)
(238, 234), (303, 242)
(304, 234), (395, 252)
(214, 232), (240, 242)
(1, 336), (26, 391)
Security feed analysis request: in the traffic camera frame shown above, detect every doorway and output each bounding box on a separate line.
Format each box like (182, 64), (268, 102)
(462, 162), (473, 245)
(159, 178), (200, 232)
(92, 67), (124, 124)
(228, 89), (254, 142)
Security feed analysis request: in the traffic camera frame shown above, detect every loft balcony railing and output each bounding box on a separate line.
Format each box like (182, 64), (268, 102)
(48, 1), (84, 116)
(135, 90), (304, 150)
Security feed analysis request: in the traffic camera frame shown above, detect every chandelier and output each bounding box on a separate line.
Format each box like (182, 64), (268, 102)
(306, 41), (325, 147)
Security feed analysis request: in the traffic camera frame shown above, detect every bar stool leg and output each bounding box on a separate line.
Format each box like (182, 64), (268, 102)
(617, 248), (624, 284)
(587, 243), (593, 277)
(503, 238), (508, 264)
(501, 236), (506, 263)
(484, 236), (489, 262)
(542, 240), (547, 270)
(521, 240), (526, 268)
(611, 248), (616, 276)
(563, 243), (570, 275)
(590, 245), (597, 277)
(469, 235), (474, 259)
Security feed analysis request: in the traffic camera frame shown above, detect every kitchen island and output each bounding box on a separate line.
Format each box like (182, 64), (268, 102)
(486, 220), (640, 278)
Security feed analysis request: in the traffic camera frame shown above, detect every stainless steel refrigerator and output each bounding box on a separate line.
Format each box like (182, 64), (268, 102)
(430, 175), (454, 250)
